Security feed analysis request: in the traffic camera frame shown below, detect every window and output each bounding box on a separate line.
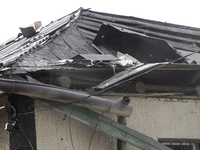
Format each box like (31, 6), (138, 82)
(159, 140), (200, 150)
(163, 142), (195, 150)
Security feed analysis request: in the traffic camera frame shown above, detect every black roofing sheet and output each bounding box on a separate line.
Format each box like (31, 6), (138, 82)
(93, 24), (183, 63)
(13, 24), (100, 72)
(78, 9), (200, 53)
(0, 8), (200, 74)
(0, 8), (81, 67)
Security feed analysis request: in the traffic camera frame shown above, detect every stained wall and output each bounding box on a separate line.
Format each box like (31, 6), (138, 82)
(35, 96), (200, 150)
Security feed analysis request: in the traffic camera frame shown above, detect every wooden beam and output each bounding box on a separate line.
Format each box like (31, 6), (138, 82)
(135, 82), (183, 93)
(96, 92), (200, 100)
(41, 100), (172, 150)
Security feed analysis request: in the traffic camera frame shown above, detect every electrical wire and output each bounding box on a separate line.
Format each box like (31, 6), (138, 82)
(88, 112), (104, 150)
(18, 62), (33, 78)
(4, 103), (64, 150)
(0, 105), (65, 122)
(9, 105), (16, 121)
(68, 49), (200, 150)
(8, 49), (200, 150)
(16, 124), (35, 150)
(4, 104), (34, 150)
(68, 101), (81, 150)
(67, 49), (200, 105)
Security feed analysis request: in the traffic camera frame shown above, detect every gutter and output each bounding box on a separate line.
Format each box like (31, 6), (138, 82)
(0, 78), (133, 117)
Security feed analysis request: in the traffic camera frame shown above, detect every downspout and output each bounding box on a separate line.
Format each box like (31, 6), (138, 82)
(117, 116), (127, 150)
(0, 78), (133, 117)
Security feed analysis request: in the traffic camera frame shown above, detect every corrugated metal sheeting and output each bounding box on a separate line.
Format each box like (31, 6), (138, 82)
(78, 9), (200, 52)
(0, 9), (82, 67)
(77, 9), (200, 64)
(0, 7), (200, 69)
(0, 8), (200, 96)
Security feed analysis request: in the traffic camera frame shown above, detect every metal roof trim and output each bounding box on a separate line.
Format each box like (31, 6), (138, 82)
(0, 8), (82, 68)
(71, 54), (117, 61)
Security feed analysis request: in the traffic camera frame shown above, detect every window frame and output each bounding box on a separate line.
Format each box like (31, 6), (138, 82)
(162, 142), (196, 150)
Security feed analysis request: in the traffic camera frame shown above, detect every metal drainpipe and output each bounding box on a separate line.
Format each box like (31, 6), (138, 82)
(0, 78), (133, 117)
(117, 116), (127, 150)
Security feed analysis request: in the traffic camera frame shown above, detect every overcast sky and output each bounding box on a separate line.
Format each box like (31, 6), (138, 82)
(0, 0), (200, 43)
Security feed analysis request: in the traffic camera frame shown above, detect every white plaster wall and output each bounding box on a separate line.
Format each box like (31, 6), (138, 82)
(129, 97), (200, 140)
(35, 96), (200, 150)
(35, 100), (119, 150)
(0, 95), (9, 150)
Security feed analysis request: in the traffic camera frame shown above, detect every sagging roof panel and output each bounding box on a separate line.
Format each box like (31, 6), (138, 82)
(93, 24), (183, 63)
(12, 24), (101, 73)
(0, 8), (82, 67)
(0, 8), (199, 97)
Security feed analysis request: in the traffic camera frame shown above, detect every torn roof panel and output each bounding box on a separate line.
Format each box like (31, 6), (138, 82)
(78, 9), (200, 53)
(0, 8), (82, 67)
(12, 24), (101, 72)
(1, 8), (200, 70)
(0, 8), (199, 97)
(93, 24), (183, 63)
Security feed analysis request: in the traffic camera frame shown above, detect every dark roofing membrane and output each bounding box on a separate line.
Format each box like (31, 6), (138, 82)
(0, 8), (200, 97)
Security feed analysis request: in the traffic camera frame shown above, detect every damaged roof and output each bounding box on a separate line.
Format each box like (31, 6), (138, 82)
(77, 9), (200, 64)
(0, 7), (200, 97)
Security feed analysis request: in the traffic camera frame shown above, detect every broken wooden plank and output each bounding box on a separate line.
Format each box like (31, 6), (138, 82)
(42, 100), (172, 150)
(96, 92), (200, 100)
(192, 71), (200, 83)
(135, 82), (183, 93)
